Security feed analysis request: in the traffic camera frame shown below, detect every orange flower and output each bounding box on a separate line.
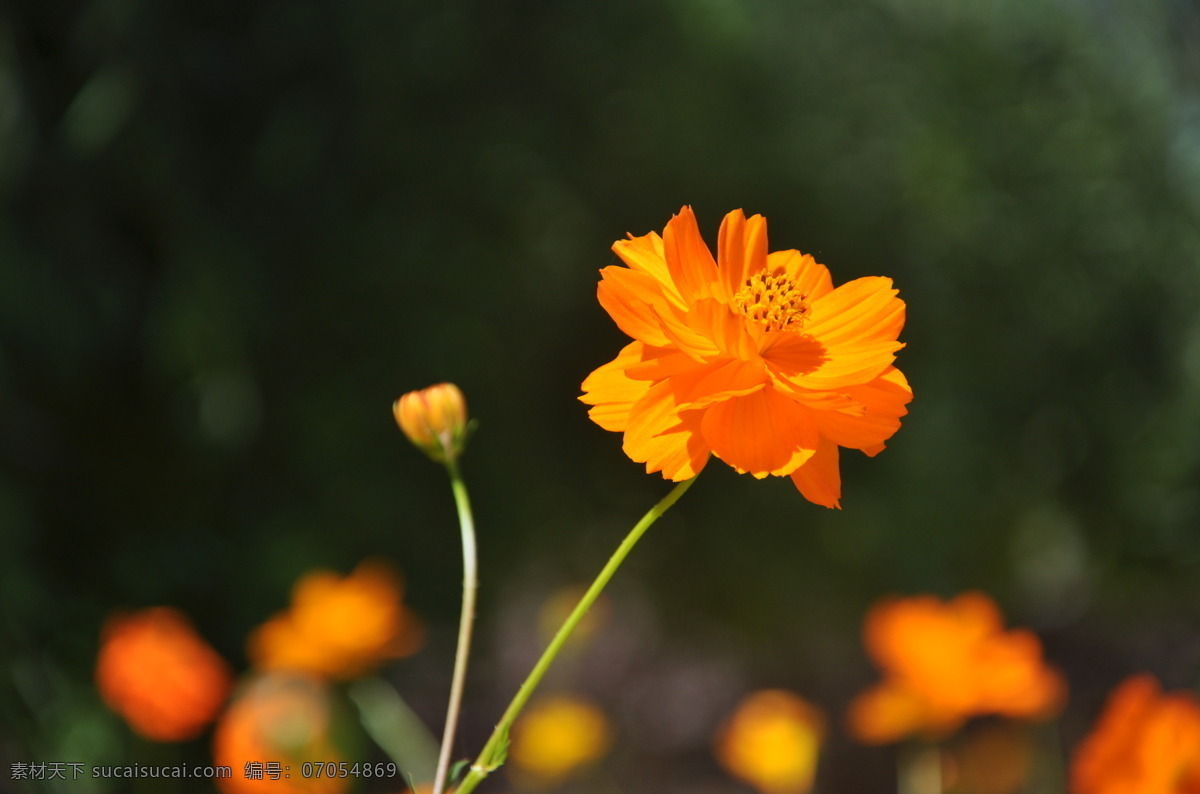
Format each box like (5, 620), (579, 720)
(715, 690), (826, 794)
(1070, 674), (1200, 794)
(247, 560), (423, 680)
(213, 673), (348, 794)
(580, 206), (911, 508)
(847, 592), (1064, 744)
(95, 607), (232, 742)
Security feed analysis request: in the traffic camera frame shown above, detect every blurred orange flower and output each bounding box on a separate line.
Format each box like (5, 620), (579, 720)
(247, 560), (423, 680)
(213, 673), (347, 794)
(847, 592), (1064, 744)
(95, 607), (232, 742)
(580, 206), (911, 508)
(508, 695), (612, 786)
(1070, 674), (1200, 794)
(715, 689), (826, 794)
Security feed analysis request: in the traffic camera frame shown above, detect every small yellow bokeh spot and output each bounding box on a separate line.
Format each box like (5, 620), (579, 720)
(536, 586), (611, 648)
(715, 689), (826, 794)
(509, 695), (613, 785)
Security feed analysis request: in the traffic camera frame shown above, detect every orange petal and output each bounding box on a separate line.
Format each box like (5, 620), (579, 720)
(580, 341), (655, 432)
(761, 332), (827, 376)
(658, 302), (722, 361)
(596, 268), (673, 347)
(796, 277), (905, 388)
(718, 210), (769, 300)
(699, 389), (817, 478)
(801, 342), (905, 390)
(949, 592), (1006, 637)
(789, 439), (842, 508)
(1071, 674), (1200, 794)
(846, 681), (929, 745)
(767, 249), (834, 301)
(675, 358), (768, 410)
(768, 371), (867, 414)
(743, 214), (769, 276)
(865, 593), (1000, 678)
(687, 298), (758, 360)
(611, 231), (677, 298)
(807, 277), (905, 346)
(974, 630), (1066, 719)
(663, 206), (720, 304)
(623, 380), (711, 480)
(623, 347), (700, 381)
(811, 366), (912, 452)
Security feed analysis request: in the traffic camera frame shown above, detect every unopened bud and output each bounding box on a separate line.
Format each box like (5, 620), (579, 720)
(393, 383), (468, 463)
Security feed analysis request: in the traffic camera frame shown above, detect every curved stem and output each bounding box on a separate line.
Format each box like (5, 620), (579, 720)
(454, 474), (700, 794)
(432, 459), (478, 794)
(899, 740), (942, 794)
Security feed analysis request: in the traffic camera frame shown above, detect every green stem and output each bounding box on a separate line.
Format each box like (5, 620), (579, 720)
(898, 740), (941, 794)
(348, 677), (440, 784)
(432, 458), (479, 794)
(1034, 720), (1066, 794)
(454, 474), (700, 794)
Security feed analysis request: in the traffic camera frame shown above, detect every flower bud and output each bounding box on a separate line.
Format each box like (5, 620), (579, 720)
(393, 383), (468, 463)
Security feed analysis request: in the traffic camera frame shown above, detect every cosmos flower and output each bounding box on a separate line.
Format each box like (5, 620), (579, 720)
(581, 206), (910, 507)
(247, 560), (423, 680)
(95, 607), (232, 742)
(212, 673), (347, 794)
(1070, 674), (1200, 794)
(847, 592), (1064, 744)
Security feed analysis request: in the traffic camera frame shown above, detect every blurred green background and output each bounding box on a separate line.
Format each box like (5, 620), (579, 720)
(3, 0), (1200, 791)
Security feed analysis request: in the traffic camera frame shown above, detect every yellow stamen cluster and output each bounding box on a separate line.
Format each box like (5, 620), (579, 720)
(732, 272), (810, 332)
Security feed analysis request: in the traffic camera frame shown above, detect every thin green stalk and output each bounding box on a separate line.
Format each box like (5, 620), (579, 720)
(454, 474), (700, 794)
(1033, 720), (1066, 794)
(898, 740), (942, 794)
(432, 459), (478, 794)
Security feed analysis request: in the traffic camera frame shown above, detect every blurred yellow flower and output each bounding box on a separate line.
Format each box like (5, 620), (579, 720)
(247, 560), (423, 680)
(847, 592), (1064, 744)
(508, 695), (613, 786)
(213, 673), (347, 794)
(95, 607), (232, 742)
(714, 689), (825, 794)
(536, 585), (611, 649)
(1070, 674), (1200, 794)
(394, 382), (469, 463)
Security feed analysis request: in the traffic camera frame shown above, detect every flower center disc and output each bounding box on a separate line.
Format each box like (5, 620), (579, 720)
(732, 272), (810, 332)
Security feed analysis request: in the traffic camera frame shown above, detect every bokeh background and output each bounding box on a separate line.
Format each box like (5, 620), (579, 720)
(3, 0), (1200, 791)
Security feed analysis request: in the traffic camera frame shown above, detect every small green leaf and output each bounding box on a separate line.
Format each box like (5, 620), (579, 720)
(480, 727), (510, 771)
